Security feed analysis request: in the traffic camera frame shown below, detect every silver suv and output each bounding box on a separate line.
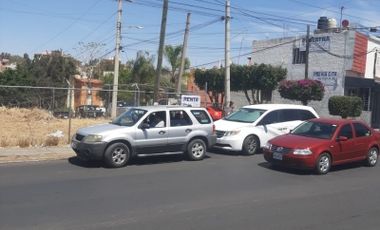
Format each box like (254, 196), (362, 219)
(71, 106), (217, 168)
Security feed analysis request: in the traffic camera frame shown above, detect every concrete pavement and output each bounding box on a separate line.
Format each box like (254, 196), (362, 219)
(0, 145), (75, 164)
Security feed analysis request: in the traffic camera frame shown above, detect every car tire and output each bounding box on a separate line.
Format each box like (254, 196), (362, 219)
(366, 147), (378, 167)
(315, 153), (331, 175)
(104, 143), (130, 168)
(242, 135), (259, 155)
(187, 139), (206, 161)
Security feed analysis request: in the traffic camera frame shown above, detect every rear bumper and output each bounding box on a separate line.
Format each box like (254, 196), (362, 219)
(208, 134), (217, 149)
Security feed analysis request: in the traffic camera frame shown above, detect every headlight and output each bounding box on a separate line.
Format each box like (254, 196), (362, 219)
(224, 130), (241, 136)
(293, 148), (312, 155)
(83, 134), (103, 143)
(264, 142), (272, 150)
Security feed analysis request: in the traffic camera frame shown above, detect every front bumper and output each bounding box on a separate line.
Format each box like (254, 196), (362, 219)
(71, 139), (107, 161)
(213, 135), (244, 151)
(263, 149), (315, 169)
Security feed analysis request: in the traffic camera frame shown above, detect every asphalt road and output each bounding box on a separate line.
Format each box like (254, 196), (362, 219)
(1, 151), (380, 230)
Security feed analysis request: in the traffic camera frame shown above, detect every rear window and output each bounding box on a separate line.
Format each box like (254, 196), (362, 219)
(191, 110), (211, 124)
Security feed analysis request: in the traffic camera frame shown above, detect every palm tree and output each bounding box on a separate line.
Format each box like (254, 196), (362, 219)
(164, 45), (182, 84)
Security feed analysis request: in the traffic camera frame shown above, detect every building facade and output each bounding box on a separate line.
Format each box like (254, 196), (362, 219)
(252, 29), (380, 127)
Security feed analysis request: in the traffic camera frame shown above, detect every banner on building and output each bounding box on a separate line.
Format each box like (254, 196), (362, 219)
(312, 71), (338, 90)
(300, 36), (331, 52)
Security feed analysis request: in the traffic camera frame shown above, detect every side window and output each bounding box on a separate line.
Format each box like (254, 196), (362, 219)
(191, 110), (211, 124)
(338, 124), (353, 139)
(170, 110), (193, 127)
(353, 123), (371, 137)
(280, 109), (299, 122)
(298, 110), (317, 120)
(143, 111), (166, 128)
(258, 111), (279, 125)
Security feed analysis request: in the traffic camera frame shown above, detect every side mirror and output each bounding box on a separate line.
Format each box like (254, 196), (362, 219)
(336, 136), (348, 142)
(140, 123), (150, 129)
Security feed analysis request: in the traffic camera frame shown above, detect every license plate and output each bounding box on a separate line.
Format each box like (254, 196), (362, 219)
(273, 152), (283, 160)
(71, 141), (78, 149)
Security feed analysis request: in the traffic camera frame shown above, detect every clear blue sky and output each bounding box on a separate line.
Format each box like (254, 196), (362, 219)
(1, 0), (379, 68)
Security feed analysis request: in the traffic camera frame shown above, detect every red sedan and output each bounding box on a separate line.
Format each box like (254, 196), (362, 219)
(263, 118), (379, 174)
(206, 106), (224, 121)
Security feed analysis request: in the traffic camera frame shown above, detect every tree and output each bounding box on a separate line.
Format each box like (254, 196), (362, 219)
(328, 96), (362, 118)
(164, 45), (190, 87)
(278, 79), (325, 105)
(194, 68), (225, 105)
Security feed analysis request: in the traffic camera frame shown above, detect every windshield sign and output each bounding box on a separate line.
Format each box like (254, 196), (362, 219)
(112, 108), (147, 126)
(224, 108), (266, 123)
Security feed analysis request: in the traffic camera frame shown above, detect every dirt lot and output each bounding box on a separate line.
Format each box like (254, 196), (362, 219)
(0, 107), (109, 148)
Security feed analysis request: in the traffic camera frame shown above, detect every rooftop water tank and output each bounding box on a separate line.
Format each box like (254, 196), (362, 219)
(317, 16), (328, 30)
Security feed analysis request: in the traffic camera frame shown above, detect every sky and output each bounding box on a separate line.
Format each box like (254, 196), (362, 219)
(1, 0), (379, 68)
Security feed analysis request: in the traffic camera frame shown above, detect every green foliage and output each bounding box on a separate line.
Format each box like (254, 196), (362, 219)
(164, 45), (190, 85)
(131, 51), (155, 84)
(194, 64), (286, 105)
(0, 51), (78, 109)
(328, 96), (362, 118)
(278, 79), (325, 105)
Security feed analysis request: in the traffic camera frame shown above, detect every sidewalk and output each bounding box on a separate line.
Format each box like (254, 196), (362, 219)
(0, 145), (75, 164)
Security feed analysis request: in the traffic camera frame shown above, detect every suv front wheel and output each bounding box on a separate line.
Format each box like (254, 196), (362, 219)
(104, 142), (130, 168)
(186, 139), (206, 161)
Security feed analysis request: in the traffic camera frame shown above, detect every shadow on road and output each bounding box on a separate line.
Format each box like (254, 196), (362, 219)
(68, 154), (211, 168)
(258, 161), (366, 175)
(208, 148), (263, 156)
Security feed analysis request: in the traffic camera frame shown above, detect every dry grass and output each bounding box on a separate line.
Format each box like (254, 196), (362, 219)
(0, 106), (109, 148)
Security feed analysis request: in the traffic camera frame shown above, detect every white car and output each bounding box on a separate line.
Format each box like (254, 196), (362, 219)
(214, 104), (319, 155)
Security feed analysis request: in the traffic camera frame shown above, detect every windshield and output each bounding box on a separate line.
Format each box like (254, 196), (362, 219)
(224, 108), (266, 123)
(111, 108), (147, 126)
(292, 121), (337, 139)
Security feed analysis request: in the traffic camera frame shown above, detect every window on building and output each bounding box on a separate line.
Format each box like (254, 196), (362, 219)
(292, 48), (306, 64)
(346, 88), (371, 111)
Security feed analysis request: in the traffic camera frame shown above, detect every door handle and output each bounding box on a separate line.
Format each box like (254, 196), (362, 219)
(159, 131), (166, 135)
(185, 129), (192, 133)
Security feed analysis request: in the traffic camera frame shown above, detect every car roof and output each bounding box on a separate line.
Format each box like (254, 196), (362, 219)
(242, 104), (313, 111)
(309, 117), (366, 126)
(129, 105), (206, 112)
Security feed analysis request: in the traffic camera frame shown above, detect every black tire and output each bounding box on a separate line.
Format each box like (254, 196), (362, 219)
(242, 135), (259, 155)
(186, 139), (206, 161)
(366, 147), (378, 167)
(315, 153), (331, 175)
(104, 143), (130, 168)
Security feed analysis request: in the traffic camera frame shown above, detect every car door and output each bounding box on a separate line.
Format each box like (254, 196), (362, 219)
(352, 122), (372, 159)
(134, 110), (168, 155)
(255, 110), (284, 145)
(332, 123), (356, 162)
(166, 109), (194, 152)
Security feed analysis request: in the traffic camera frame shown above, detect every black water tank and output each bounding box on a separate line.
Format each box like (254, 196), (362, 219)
(317, 17), (328, 30)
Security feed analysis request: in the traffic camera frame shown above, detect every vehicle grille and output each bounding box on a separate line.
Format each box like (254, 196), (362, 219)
(76, 134), (85, 141)
(270, 145), (291, 154)
(216, 130), (225, 138)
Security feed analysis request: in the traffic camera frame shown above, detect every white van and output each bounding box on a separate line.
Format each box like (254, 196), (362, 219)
(214, 104), (319, 155)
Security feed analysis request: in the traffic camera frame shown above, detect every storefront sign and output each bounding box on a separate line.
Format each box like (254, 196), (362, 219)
(312, 71), (338, 90)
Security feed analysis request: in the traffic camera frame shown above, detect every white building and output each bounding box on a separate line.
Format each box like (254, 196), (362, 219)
(251, 25), (380, 127)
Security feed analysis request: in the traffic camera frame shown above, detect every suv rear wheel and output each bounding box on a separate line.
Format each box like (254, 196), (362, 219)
(187, 139), (206, 161)
(104, 143), (130, 168)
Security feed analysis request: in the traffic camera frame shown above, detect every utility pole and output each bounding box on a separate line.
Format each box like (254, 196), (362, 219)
(154, 0), (169, 103)
(177, 12), (191, 96)
(305, 24), (310, 79)
(111, 0), (123, 118)
(224, 0), (231, 111)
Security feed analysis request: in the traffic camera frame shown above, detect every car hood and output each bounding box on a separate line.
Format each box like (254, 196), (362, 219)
(269, 134), (331, 149)
(214, 119), (253, 131)
(76, 123), (129, 136)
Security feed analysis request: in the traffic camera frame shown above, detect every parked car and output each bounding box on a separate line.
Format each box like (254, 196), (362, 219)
(263, 118), (379, 174)
(206, 106), (224, 121)
(76, 105), (104, 118)
(214, 104), (319, 155)
(71, 106), (217, 168)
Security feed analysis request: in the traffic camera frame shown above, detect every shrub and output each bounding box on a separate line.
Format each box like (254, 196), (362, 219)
(17, 137), (30, 148)
(44, 136), (60, 146)
(278, 79), (325, 105)
(328, 96), (362, 118)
